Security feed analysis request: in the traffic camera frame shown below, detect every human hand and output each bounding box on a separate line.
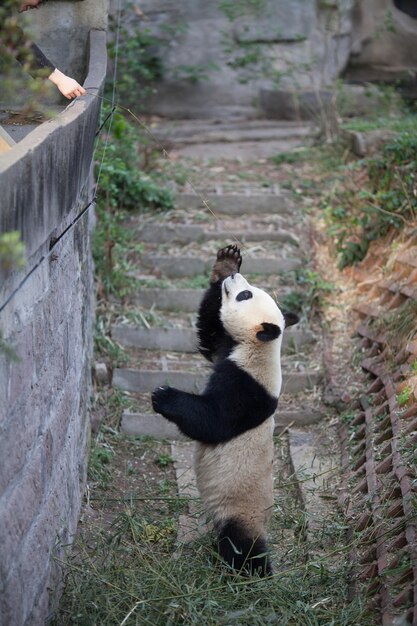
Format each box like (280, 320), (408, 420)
(18, 0), (43, 12)
(48, 69), (87, 99)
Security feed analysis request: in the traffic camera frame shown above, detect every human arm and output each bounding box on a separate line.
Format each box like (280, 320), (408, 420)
(14, 0), (86, 98)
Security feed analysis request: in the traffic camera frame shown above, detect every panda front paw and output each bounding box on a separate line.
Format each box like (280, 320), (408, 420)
(151, 385), (177, 421)
(210, 244), (242, 283)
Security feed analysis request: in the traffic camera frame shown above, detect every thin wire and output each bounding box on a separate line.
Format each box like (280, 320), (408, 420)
(0, 2), (124, 315)
(94, 0), (122, 196)
(0, 199), (95, 315)
(84, 89), (246, 252)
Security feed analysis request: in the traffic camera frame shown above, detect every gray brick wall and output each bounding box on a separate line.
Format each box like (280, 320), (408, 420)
(0, 30), (107, 626)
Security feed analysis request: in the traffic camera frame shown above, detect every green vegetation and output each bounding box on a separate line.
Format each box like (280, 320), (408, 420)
(324, 131), (417, 269)
(397, 386), (412, 407)
(269, 148), (312, 167)
(341, 113), (417, 134)
(155, 453), (175, 468)
(53, 433), (373, 626)
(280, 269), (335, 318)
(96, 107), (174, 212)
(107, 18), (163, 108)
(0, 230), (26, 277)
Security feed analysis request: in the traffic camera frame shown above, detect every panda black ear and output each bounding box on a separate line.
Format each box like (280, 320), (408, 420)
(256, 323), (281, 342)
(283, 312), (299, 327)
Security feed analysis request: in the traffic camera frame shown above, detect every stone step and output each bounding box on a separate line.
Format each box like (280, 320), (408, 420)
(137, 223), (300, 247)
(155, 118), (316, 140)
(161, 124), (315, 146)
(175, 193), (293, 215)
(140, 255), (302, 278)
(121, 409), (324, 439)
(134, 289), (204, 312)
(113, 368), (322, 395)
(174, 138), (313, 161)
(288, 426), (339, 540)
(111, 324), (315, 354)
(170, 441), (207, 544)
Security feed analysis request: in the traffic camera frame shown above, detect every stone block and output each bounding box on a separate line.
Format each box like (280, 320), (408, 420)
(0, 448), (44, 581)
(111, 326), (197, 353)
(288, 426), (339, 535)
(133, 288), (204, 312)
(175, 193), (293, 215)
(112, 323), (313, 354)
(93, 362), (110, 385)
(0, 404), (39, 494)
(114, 367), (321, 395)
(138, 224), (206, 244)
(0, 572), (25, 626)
(233, 0), (315, 43)
(113, 369), (208, 394)
(142, 255), (302, 278)
(121, 412), (186, 440)
(274, 409), (324, 429)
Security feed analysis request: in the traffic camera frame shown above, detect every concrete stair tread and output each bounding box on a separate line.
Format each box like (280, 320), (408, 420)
(113, 367), (323, 394)
(133, 289), (205, 312)
(136, 223), (300, 246)
(132, 283), (299, 311)
(173, 138), (313, 161)
(159, 125), (316, 145)
(111, 323), (315, 353)
(174, 192), (294, 214)
(154, 118), (316, 136)
(288, 425), (339, 537)
(139, 255), (302, 278)
(121, 408), (325, 439)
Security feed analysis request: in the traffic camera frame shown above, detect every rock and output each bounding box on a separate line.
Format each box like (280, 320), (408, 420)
(93, 362), (109, 385)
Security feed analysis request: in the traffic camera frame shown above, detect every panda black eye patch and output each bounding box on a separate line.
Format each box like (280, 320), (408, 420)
(236, 290), (253, 302)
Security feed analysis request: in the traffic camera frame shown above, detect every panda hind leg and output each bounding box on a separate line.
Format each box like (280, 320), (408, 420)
(216, 518), (272, 578)
(210, 244), (242, 284)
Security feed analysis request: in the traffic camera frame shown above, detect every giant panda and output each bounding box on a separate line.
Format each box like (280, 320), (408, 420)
(152, 244), (299, 576)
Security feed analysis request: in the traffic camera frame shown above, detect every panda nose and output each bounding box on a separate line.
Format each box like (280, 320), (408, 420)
(231, 273), (236, 279)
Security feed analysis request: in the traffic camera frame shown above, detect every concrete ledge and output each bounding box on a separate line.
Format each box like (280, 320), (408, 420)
(133, 289), (204, 312)
(141, 255), (302, 278)
(0, 30), (107, 290)
(111, 324), (315, 353)
(112, 326), (198, 353)
(121, 409), (324, 440)
(175, 193), (293, 215)
(137, 224), (300, 246)
(121, 412), (186, 440)
(113, 368), (322, 394)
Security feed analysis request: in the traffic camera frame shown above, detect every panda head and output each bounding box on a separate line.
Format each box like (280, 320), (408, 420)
(220, 273), (298, 345)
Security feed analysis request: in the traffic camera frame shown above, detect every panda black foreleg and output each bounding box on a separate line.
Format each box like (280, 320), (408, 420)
(151, 385), (226, 443)
(197, 244), (242, 362)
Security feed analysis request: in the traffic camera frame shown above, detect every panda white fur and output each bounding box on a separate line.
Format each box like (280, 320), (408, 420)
(152, 245), (298, 576)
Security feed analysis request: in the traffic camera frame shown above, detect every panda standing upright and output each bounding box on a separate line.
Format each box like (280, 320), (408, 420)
(152, 245), (299, 576)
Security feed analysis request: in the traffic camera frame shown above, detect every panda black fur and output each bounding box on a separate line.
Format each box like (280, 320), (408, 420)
(152, 245), (299, 576)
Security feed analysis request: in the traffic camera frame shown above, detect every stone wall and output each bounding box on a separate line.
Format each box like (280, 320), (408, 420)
(346, 0), (417, 84)
(112, 0), (355, 119)
(0, 29), (107, 626)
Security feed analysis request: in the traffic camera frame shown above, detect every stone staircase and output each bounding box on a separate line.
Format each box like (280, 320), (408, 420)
(109, 123), (339, 550)
(151, 118), (318, 160)
(113, 189), (324, 436)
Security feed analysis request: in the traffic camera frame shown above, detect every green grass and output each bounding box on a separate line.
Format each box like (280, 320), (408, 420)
(341, 114), (417, 134)
(269, 148), (313, 166)
(52, 433), (374, 626)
